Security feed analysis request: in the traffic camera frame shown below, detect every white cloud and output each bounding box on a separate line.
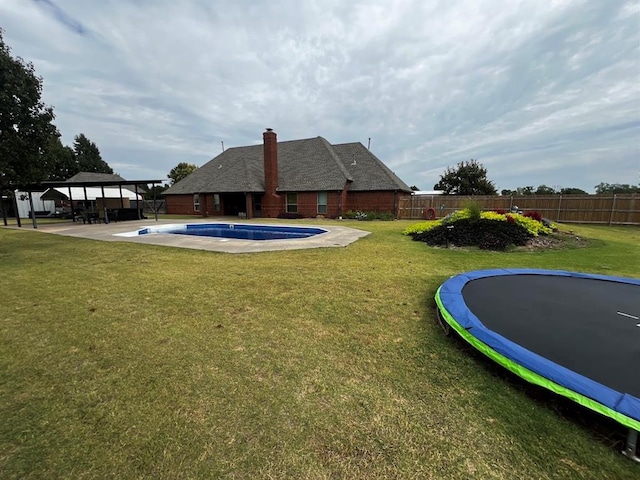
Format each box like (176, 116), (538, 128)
(1, 0), (638, 191)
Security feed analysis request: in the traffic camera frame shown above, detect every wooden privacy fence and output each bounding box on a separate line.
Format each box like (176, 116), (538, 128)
(398, 194), (640, 225)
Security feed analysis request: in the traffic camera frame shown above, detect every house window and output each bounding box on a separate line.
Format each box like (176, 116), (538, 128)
(193, 194), (200, 212)
(286, 193), (298, 213)
(213, 194), (220, 212)
(317, 192), (327, 214)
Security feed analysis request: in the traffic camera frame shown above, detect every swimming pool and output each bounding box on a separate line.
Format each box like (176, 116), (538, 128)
(136, 223), (327, 241)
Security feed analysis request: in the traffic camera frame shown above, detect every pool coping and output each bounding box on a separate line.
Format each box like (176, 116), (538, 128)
(9, 218), (371, 253)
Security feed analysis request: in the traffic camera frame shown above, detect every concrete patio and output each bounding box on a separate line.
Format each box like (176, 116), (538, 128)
(10, 218), (371, 254)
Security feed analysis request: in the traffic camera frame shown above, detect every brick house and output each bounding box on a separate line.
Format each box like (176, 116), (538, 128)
(163, 129), (412, 219)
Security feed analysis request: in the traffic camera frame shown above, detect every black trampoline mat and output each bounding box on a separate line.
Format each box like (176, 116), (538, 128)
(462, 275), (640, 397)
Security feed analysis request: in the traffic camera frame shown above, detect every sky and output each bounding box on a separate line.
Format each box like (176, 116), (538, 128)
(2, 0), (639, 192)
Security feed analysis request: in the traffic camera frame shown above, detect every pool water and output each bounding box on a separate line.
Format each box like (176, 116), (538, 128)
(137, 223), (326, 241)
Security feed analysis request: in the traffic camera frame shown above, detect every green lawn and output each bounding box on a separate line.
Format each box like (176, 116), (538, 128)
(1, 221), (638, 479)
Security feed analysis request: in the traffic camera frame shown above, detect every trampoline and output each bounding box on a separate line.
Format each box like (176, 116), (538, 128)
(435, 269), (640, 461)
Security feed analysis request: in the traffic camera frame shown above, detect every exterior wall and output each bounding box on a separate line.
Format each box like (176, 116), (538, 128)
(167, 190), (410, 218)
(281, 191), (342, 218)
(166, 194), (199, 215)
(346, 191), (408, 215)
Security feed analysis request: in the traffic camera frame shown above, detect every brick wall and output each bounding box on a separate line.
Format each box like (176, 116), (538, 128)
(346, 191), (407, 215)
(167, 191), (410, 218)
(165, 195), (198, 215)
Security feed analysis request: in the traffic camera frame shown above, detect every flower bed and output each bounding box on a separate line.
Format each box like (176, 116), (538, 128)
(403, 208), (556, 251)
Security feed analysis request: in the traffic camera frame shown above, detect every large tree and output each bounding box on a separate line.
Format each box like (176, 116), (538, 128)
(0, 29), (57, 191)
(168, 162), (197, 185)
(74, 133), (112, 173)
(42, 135), (78, 180)
(594, 183), (640, 194)
(560, 187), (588, 195)
(535, 184), (557, 195)
(433, 159), (497, 195)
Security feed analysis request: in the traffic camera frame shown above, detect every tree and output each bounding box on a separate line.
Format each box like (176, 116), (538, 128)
(560, 187), (588, 195)
(145, 183), (169, 199)
(0, 28), (57, 192)
(433, 159), (497, 195)
(410, 185), (420, 191)
(42, 135), (78, 180)
(594, 183), (640, 194)
(168, 162), (197, 185)
(515, 186), (535, 195)
(74, 133), (112, 173)
(501, 189), (514, 196)
(535, 184), (557, 195)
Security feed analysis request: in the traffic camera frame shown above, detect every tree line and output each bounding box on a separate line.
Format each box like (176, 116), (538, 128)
(1, 29), (111, 194)
(431, 160), (638, 196)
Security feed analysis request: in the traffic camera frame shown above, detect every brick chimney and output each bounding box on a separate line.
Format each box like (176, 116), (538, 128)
(263, 128), (278, 195)
(262, 128), (280, 217)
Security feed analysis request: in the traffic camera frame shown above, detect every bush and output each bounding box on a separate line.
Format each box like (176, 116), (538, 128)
(277, 212), (305, 219)
(402, 220), (442, 236)
(403, 207), (553, 250)
(343, 210), (395, 221)
(413, 218), (532, 251)
(524, 211), (542, 222)
(464, 201), (482, 221)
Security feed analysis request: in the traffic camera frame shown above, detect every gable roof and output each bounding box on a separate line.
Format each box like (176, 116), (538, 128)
(64, 172), (146, 193)
(66, 172), (127, 183)
(164, 136), (411, 195)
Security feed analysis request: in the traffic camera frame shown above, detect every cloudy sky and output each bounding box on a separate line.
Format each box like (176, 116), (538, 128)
(2, 0), (639, 192)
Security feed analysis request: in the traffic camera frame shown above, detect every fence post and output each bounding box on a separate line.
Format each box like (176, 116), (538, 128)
(509, 195), (513, 212)
(609, 195), (617, 225)
(557, 195), (562, 223)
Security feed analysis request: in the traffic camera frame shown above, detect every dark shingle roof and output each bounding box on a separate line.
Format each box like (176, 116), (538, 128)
(164, 136), (411, 195)
(66, 172), (127, 183)
(64, 172), (146, 192)
(331, 143), (410, 191)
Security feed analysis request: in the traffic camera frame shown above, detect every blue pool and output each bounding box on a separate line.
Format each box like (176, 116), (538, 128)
(137, 223), (327, 241)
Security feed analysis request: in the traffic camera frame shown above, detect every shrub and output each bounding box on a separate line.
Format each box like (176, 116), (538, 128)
(511, 214), (553, 236)
(464, 201), (482, 221)
(277, 212), (305, 219)
(404, 207), (553, 250)
(344, 210), (395, 221)
(524, 211), (542, 222)
(402, 220), (442, 236)
(413, 218), (532, 251)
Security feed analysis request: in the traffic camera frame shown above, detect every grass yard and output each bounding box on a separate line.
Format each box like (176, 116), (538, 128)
(1, 220), (639, 479)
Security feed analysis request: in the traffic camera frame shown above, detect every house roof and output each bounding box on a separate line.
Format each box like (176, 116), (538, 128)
(164, 136), (411, 195)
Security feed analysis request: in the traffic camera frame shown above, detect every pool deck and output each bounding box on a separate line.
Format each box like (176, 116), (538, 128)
(8, 218), (371, 253)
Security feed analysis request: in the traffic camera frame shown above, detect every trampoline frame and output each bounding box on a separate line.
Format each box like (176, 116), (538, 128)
(435, 269), (640, 462)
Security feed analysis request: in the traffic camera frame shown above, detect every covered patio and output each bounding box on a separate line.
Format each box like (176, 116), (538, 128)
(5, 177), (164, 229)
